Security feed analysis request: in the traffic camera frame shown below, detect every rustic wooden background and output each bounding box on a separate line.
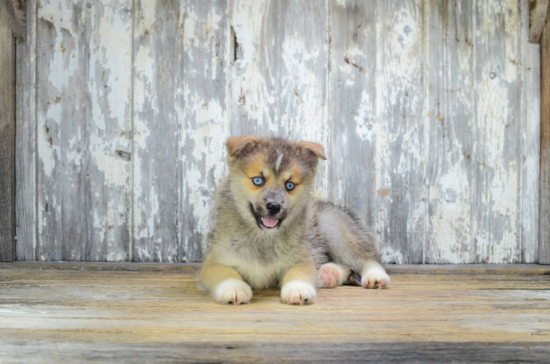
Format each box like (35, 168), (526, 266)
(14, 0), (541, 264)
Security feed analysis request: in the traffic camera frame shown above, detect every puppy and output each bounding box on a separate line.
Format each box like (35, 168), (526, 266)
(200, 136), (390, 305)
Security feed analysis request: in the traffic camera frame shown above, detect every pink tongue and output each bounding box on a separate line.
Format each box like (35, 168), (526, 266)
(263, 217), (278, 228)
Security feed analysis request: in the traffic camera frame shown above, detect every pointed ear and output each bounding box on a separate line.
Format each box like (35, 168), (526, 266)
(226, 135), (258, 159)
(297, 141), (327, 165)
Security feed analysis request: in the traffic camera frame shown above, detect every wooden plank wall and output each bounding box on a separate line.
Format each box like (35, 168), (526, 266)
(0, 5), (16, 261)
(15, 0), (542, 263)
(540, 2), (550, 264)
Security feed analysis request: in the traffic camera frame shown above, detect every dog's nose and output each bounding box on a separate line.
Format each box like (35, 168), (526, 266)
(266, 202), (281, 215)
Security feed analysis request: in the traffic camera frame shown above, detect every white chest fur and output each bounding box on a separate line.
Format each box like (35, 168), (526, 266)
(219, 251), (292, 289)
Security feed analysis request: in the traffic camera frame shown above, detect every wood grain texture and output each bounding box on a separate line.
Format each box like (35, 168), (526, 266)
(132, 0), (183, 262)
(473, 0), (523, 263)
(15, 0), (36, 261)
(0, 7), (16, 262)
(34, 0), (71, 261)
(540, 1), (550, 264)
(529, 0), (548, 43)
(179, 0), (229, 262)
(375, 0), (425, 264)
(84, 0), (132, 261)
(2, 341), (550, 364)
(425, 0), (475, 263)
(3, 0), (27, 42)
(521, 0), (541, 263)
(36, 0), (132, 261)
(229, 0), (278, 136)
(426, 0), (539, 264)
(0, 268), (549, 362)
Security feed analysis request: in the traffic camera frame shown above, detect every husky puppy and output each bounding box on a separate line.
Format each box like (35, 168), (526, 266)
(200, 136), (390, 305)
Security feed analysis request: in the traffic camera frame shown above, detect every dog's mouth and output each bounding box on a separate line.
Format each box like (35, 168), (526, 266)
(249, 203), (283, 230)
(260, 216), (279, 228)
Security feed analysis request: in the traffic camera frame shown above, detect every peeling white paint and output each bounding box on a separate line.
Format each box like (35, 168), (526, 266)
(38, 0), (77, 34)
(381, 246), (405, 264)
(427, 166), (473, 263)
(231, 0), (277, 132)
(138, 0), (156, 36)
(355, 91), (374, 142)
(27, 0), (540, 264)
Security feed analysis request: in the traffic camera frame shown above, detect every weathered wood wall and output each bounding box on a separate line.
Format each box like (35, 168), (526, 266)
(0, 5), (16, 261)
(15, 0), (541, 263)
(540, 1), (550, 264)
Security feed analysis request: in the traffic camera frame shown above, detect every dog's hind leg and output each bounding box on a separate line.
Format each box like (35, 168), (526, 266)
(312, 201), (391, 289)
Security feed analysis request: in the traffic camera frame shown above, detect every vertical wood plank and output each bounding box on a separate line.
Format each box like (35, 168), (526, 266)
(540, 0), (550, 264)
(473, 0), (522, 263)
(15, 0), (37, 261)
(133, 0), (183, 262)
(328, 0), (377, 238)
(0, 7), (16, 261)
(36, 0), (132, 261)
(424, 0), (475, 263)
(36, 0), (87, 260)
(374, 0), (425, 263)
(85, 0), (133, 261)
(229, 0), (281, 137)
(528, 0), (548, 44)
(520, 0), (541, 263)
(3, 0), (27, 42)
(179, 0), (229, 262)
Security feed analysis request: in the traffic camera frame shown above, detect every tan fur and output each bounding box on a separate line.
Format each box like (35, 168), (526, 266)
(280, 255), (317, 286)
(297, 141), (327, 160)
(200, 256), (243, 289)
(200, 137), (390, 305)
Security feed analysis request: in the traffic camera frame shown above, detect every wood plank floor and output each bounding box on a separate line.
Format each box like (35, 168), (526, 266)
(0, 264), (549, 363)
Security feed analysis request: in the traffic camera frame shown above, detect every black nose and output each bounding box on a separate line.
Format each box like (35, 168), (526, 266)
(266, 202), (281, 215)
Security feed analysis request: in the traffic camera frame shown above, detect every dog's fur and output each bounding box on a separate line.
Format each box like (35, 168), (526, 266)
(200, 136), (391, 305)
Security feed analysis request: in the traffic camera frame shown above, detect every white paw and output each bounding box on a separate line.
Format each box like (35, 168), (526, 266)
(281, 281), (317, 305)
(317, 263), (350, 288)
(213, 279), (253, 305)
(361, 266), (391, 289)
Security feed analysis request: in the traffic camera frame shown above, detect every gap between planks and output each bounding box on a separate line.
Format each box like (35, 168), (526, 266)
(0, 262), (549, 275)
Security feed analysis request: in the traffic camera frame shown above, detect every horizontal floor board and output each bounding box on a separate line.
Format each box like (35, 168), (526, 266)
(0, 268), (549, 362)
(2, 341), (550, 364)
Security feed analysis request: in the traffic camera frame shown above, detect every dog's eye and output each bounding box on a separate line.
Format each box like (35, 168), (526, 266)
(286, 182), (295, 191)
(252, 177), (264, 186)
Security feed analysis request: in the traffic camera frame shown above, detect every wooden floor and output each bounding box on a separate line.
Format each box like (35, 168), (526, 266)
(0, 263), (549, 363)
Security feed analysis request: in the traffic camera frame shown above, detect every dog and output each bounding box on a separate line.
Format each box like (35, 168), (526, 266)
(199, 136), (390, 305)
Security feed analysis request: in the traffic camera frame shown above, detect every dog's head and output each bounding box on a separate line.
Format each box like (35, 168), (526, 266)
(226, 135), (326, 232)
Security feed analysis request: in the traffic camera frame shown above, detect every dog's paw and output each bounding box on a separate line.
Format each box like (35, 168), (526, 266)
(317, 263), (350, 288)
(213, 279), (253, 305)
(281, 281), (317, 305)
(361, 265), (391, 289)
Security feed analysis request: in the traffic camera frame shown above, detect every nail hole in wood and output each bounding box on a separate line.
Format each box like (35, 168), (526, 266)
(231, 26), (239, 62)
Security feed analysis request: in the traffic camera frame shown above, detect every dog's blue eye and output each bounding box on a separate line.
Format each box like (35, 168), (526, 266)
(252, 177), (264, 186)
(286, 182), (295, 191)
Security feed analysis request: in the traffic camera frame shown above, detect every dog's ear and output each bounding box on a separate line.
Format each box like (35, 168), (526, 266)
(226, 135), (258, 160)
(297, 141), (327, 165)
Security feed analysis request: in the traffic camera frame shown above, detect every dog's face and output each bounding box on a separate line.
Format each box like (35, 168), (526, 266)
(226, 136), (326, 232)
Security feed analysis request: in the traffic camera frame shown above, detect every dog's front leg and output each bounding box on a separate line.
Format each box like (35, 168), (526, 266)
(200, 257), (252, 305)
(280, 256), (317, 305)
